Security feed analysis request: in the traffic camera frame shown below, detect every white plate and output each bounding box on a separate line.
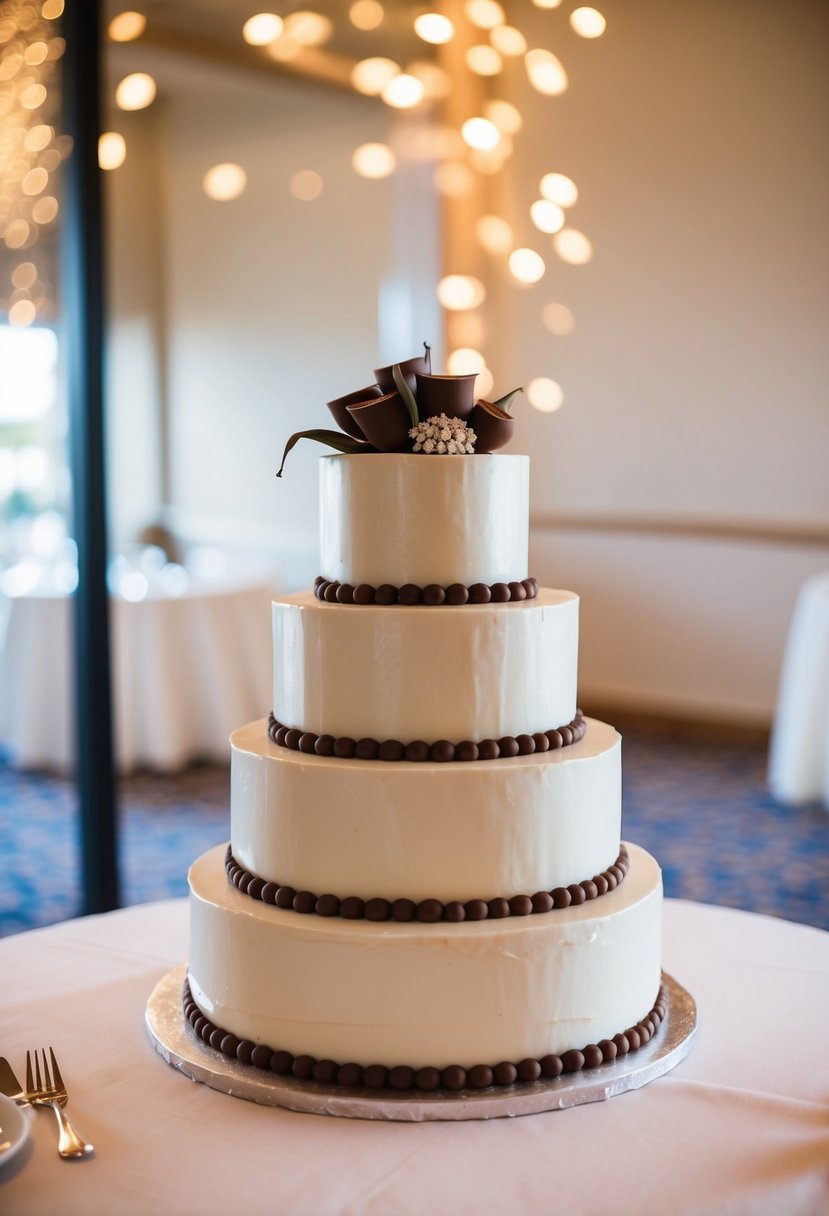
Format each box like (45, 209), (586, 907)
(0, 1092), (30, 1169)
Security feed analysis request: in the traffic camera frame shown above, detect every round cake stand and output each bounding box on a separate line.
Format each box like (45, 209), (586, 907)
(146, 963), (697, 1122)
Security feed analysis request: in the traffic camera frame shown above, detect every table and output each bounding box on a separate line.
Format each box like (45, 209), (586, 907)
(769, 571), (829, 809)
(1, 899), (827, 1215)
(0, 572), (275, 772)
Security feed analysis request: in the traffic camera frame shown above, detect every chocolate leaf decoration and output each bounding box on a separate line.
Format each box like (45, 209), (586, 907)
(423, 340), (432, 373)
(491, 386), (524, 415)
(392, 363), (419, 427)
(276, 429), (373, 478)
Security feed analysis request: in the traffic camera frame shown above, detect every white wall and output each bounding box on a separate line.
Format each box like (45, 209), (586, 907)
(105, 1), (829, 725)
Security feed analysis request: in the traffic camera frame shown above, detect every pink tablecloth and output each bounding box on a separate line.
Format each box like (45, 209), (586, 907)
(1, 899), (827, 1215)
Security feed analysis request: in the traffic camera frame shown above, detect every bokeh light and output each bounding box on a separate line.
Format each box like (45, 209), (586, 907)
(350, 1), (384, 31)
(530, 199), (565, 234)
(489, 25), (526, 56)
(484, 98), (522, 134)
(542, 302), (576, 335)
(475, 214), (513, 254)
(203, 163), (247, 201)
(464, 0), (505, 29)
(437, 274), (486, 310)
(540, 172), (578, 207)
(466, 45), (502, 75)
(242, 13), (284, 45)
(414, 12), (454, 44)
(352, 142), (396, 178)
(283, 11), (333, 46)
(290, 169), (323, 200)
(553, 228), (593, 264)
(525, 48), (567, 95)
(527, 377), (564, 412)
(570, 7), (606, 37)
(351, 57), (399, 95)
(114, 72), (156, 111)
(108, 11), (146, 42)
(381, 73), (424, 108)
(461, 117), (500, 151)
(508, 248), (545, 284)
(98, 131), (126, 170)
(447, 347), (486, 374)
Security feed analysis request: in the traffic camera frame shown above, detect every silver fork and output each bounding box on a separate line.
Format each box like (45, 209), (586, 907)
(26, 1048), (94, 1159)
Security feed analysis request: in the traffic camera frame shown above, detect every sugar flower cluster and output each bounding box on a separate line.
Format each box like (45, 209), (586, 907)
(409, 413), (477, 455)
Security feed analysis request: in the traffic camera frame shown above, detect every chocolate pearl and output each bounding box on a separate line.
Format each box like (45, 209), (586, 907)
(478, 739), (500, 760)
(270, 1050), (294, 1075)
(313, 1059), (338, 1083)
(567, 883), (587, 905)
(422, 584), (446, 605)
(252, 1044), (272, 1070)
(604, 870), (618, 891)
(561, 1050), (585, 1074)
(375, 584), (397, 605)
(468, 1065), (494, 1089)
(546, 730), (563, 749)
(415, 1067), (441, 1091)
(315, 734), (335, 757)
(275, 885), (296, 909)
(314, 575), (326, 588)
(340, 896), (365, 919)
(431, 740), (456, 762)
(508, 581), (527, 601)
(398, 584), (422, 605)
(220, 1034), (240, 1057)
(455, 740), (479, 762)
(353, 584), (375, 605)
(200, 1021), (215, 1043)
(636, 1023), (651, 1044)
(561, 726), (575, 746)
(333, 736), (356, 759)
(274, 727), (289, 747)
(292, 1055), (316, 1079)
(582, 880), (599, 902)
(517, 1058), (541, 1083)
(441, 1066), (467, 1091)
(314, 581), (329, 600)
(404, 740), (430, 762)
(516, 734), (535, 755)
(608, 865), (623, 885)
(533, 732), (550, 752)
(284, 729), (302, 750)
(209, 1027), (225, 1050)
(508, 894), (533, 917)
(417, 898), (444, 923)
(324, 583), (339, 603)
(378, 739), (405, 761)
(192, 1016), (209, 1037)
(336, 583), (355, 604)
(293, 891), (316, 914)
(237, 871), (253, 894)
(445, 583), (469, 605)
(626, 1029), (642, 1051)
(260, 882), (278, 905)
(389, 1066), (415, 1091)
(498, 736), (519, 758)
(236, 1040), (254, 1064)
(363, 1065), (388, 1090)
(246, 876), (265, 901)
(365, 898), (391, 921)
(583, 1044), (604, 1069)
(488, 897), (510, 919)
(540, 1054), (563, 1078)
(522, 579), (537, 599)
(551, 887), (571, 909)
(531, 891), (554, 914)
(298, 732), (317, 754)
(612, 1033), (630, 1056)
(336, 1063), (362, 1087)
(490, 582), (510, 602)
(444, 901), (465, 922)
(598, 1039), (617, 1063)
(468, 583), (491, 604)
(315, 893), (340, 917)
(494, 1062), (518, 1086)
(528, 578), (540, 596)
(593, 874), (609, 896)
(464, 899), (489, 921)
(228, 867), (242, 887)
(391, 898), (416, 922)
(356, 738), (379, 760)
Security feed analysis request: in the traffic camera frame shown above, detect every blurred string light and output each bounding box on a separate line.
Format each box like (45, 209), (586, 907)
(100, 2), (607, 410)
(0, 0), (67, 326)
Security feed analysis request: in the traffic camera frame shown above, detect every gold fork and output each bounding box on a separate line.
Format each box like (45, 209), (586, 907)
(26, 1048), (94, 1159)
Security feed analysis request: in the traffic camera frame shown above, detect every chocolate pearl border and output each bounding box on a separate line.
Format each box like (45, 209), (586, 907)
(267, 709), (587, 763)
(183, 977), (668, 1093)
(224, 842), (630, 922)
(314, 576), (540, 606)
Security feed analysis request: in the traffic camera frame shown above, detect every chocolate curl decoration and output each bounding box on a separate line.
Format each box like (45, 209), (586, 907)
(469, 387), (524, 454)
(276, 429), (374, 478)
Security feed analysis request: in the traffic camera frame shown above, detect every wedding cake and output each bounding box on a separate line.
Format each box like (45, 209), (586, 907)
(182, 360), (666, 1097)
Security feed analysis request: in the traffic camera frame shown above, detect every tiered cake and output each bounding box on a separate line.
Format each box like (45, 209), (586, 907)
(184, 452), (667, 1095)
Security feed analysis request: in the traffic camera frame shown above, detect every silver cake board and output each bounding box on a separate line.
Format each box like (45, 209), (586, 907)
(146, 963), (696, 1122)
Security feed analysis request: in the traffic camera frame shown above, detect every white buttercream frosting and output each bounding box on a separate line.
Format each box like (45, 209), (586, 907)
(188, 842), (663, 1069)
(319, 453), (529, 586)
(272, 588), (579, 741)
(230, 718), (621, 901)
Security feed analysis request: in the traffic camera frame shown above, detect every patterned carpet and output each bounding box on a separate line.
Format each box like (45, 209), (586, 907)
(1, 722), (828, 937)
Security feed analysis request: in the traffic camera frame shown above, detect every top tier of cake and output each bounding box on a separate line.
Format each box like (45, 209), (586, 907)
(319, 454), (529, 587)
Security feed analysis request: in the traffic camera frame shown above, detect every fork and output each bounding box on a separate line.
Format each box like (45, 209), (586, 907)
(26, 1048), (94, 1159)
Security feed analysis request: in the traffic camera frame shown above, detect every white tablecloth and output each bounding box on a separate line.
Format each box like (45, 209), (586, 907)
(769, 572), (829, 809)
(0, 578), (274, 772)
(1, 899), (827, 1215)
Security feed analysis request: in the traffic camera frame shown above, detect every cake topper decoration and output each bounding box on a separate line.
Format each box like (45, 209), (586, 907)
(276, 343), (523, 476)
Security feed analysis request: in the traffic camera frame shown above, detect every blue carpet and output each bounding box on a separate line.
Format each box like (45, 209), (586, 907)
(1, 726), (828, 937)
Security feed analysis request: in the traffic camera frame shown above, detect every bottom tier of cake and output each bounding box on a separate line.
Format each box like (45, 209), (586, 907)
(187, 842), (663, 1074)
